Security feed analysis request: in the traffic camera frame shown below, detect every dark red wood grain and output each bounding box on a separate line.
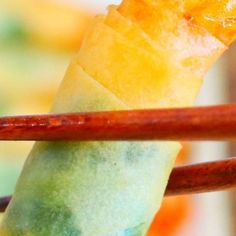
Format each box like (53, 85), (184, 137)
(1, 104), (236, 141)
(166, 157), (236, 196)
(1, 157), (235, 212)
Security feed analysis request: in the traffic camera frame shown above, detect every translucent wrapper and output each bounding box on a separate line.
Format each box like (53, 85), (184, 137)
(1, 0), (233, 235)
(0, 64), (180, 235)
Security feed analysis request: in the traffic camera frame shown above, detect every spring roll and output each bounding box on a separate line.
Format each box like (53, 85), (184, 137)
(1, 0), (236, 235)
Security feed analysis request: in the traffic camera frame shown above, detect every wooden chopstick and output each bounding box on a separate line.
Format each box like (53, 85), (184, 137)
(1, 157), (235, 212)
(0, 196), (10, 213)
(1, 104), (236, 141)
(166, 157), (236, 196)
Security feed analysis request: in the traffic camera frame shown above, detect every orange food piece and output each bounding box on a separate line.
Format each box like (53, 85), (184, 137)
(78, 2), (225, 109)
(185, 0), (236, 45)
(119, 0), (236, 45)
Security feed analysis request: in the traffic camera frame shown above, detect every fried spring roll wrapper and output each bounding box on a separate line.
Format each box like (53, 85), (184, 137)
(1, 0), (235, 235)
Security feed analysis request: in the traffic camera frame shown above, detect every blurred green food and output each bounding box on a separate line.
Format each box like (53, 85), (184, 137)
(0, 11), (27, 45)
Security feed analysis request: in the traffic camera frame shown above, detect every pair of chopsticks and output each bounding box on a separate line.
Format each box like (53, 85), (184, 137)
(0, 104), (236, 212)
